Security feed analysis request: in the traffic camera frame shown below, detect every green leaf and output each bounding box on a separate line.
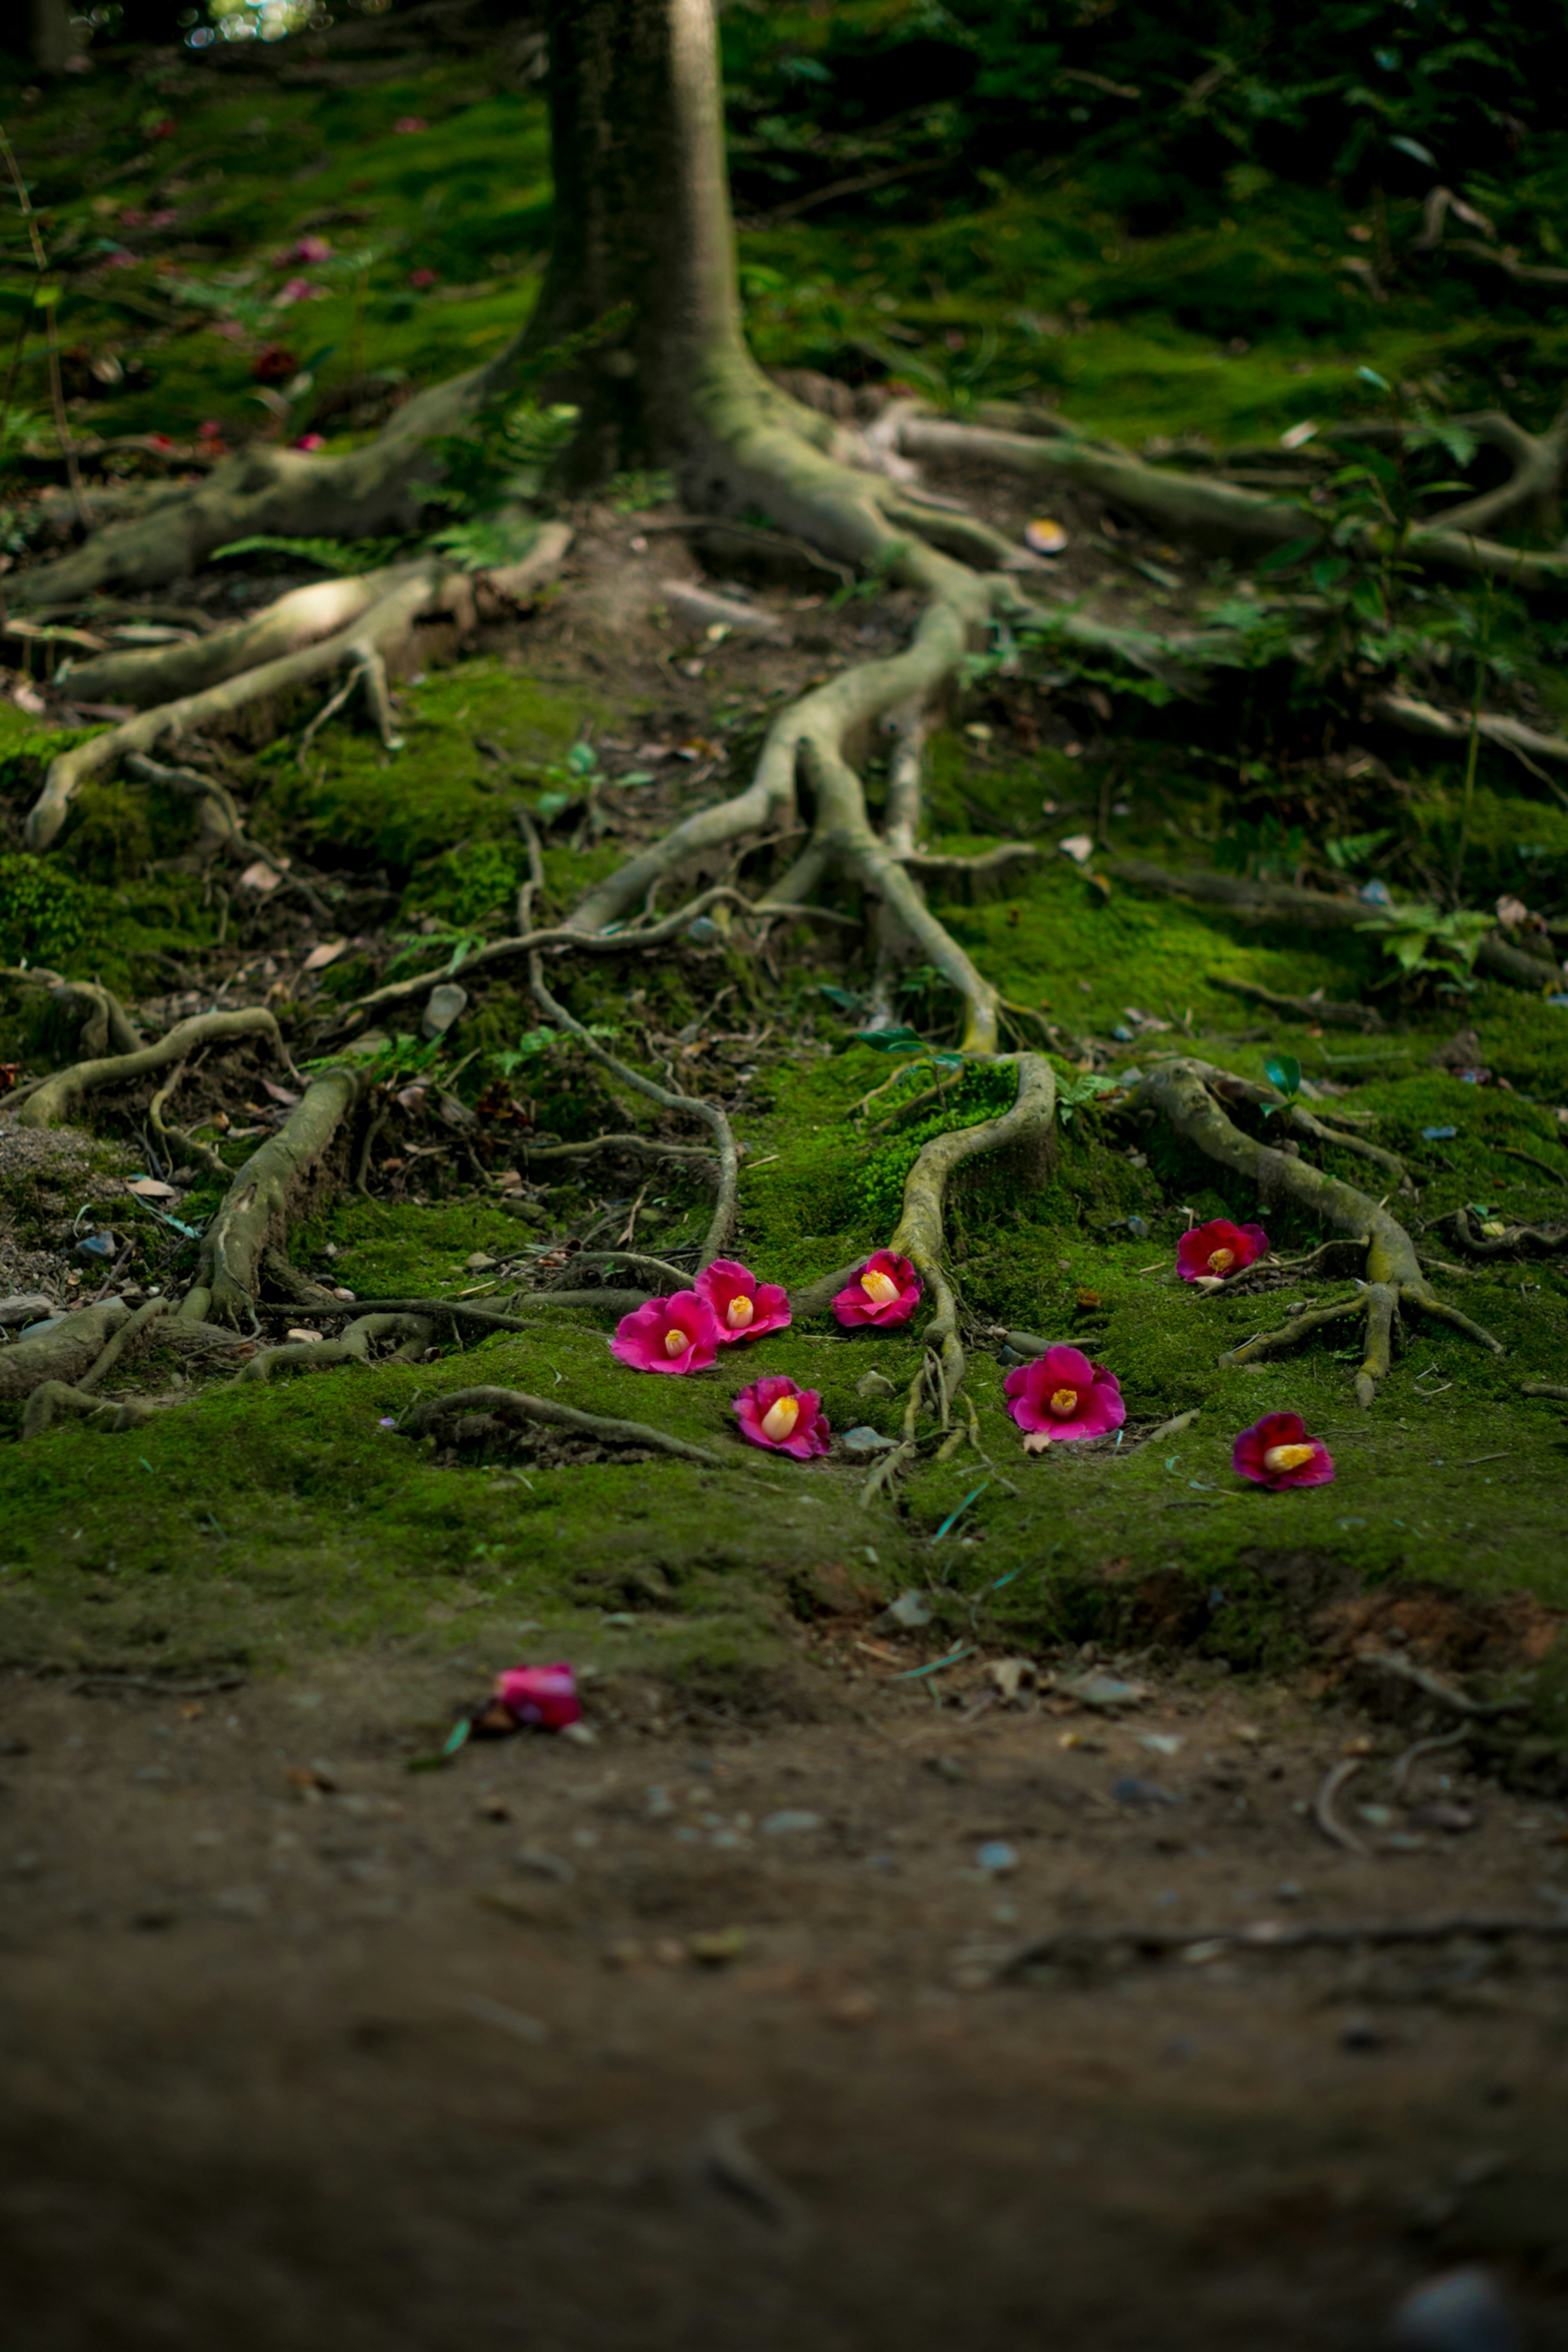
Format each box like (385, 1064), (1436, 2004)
(1263, 1054), (1301, 1097)
(1254, 535), (1320, 575)
(855, 1025), (926, 1052)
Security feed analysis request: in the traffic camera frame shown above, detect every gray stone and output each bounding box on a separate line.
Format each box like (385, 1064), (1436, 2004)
(0, 1293), (54, 1329)
(421, 983), (468, 1041)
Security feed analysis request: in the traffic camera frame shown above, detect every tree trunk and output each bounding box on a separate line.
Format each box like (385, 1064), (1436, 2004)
(527, 0), (754, 482)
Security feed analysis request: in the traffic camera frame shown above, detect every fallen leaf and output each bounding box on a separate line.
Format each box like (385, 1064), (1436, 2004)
(238, 860), (283, 892)
(301, 939), (347, 973)
(262, 1080), (302, 1106)
(126, 1176), (178, 1200)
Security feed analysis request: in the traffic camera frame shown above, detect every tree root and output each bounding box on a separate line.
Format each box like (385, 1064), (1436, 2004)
(180, 1060), (374, 1326)
(148, 1063), (230, 1183)
(336, 882), (858, 1037)
(1445, 1207), (1568, 1259)
(529, 969), (737, 1271)
(1368, 689), (1568, 777)
(398, 1384), (727, 1467)
(0, 968), (143, 1061)
(26, 564), (450, 851)
(1130, 1057), (1501, 1405)
(236, 1312), (433, 1382)
(0, 1295), (131, 1404)
(1109, 860), (1559, 992)
(888, 410), (1568, 590)
(21, 1380), (159, 1440)
(2, 1005), (283, 1132)
(518, 1131), (717, 1171)
(1211, 975), (1385, 1032)
(886, 1052), (1056, 1433)
(1201, 1063), (1409, 1184)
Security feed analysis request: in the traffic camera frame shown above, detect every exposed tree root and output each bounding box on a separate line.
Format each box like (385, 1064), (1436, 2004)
(0, 1295), (132, 1405)
(888, 410), (1568, 589)
(886, 1052), (1056, 1435)
(1444, 1207), (1568, 1259)
(0, 968), (143, 1061)
(2, 1006), (282, 1130)
(27, 564), (452, 851)
(398, 1385), (727, 1467)
(236, 1312), (433, 1383)
(1211, 976), (1386, 1032)
(1369, 690), (1568, 777)
(180, 1061), (374, 1326)
(1130, 1058), (1501, 1405)
(337, 882), (858, 1038)
(1201, 1063), (1410, 1184)
(21, 1381), (159, 1440)
(1109, 860), (1561, 992)
(529, 969), (738, 1271)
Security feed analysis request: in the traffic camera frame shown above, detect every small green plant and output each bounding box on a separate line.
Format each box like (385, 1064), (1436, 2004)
(1055, 1070), (1120, 1124)
(0, 852), (99, 968)
(1357, 902), (1494, 989)
(1261, 1054), (1302, 1115)
(213, 535), (403, 574)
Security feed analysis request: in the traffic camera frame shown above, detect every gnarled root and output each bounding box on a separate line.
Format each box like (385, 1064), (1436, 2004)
(886, 1052), (1057, 1438)
(398, 1384), (727, 1467)
(180, 1060), (374, 1326)
(236, 1312), (433, 1382)
(0, 1295), (131, 1404)
(1130, 1057), (1501, 1406)
(3, 1006), (281, 1130)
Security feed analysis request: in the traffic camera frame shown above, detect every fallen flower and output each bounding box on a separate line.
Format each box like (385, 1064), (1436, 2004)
(695, 1256), (790, 1342)
(489, 1663), (581, 1731)
(292, 433), (325, 451)
(1176, 1217), (1268, 1283)
(252, 344), (298, 382)
(1232, 1410), (1334, 1490)
(833, 1249), (922, 1329)
(408, 266), (439, 289)
(733, 1374), (831, 1459)
(290, 234), (332, 263)
(1005, 1344), (1126, 1445)
(393, 115), (429, 132)
(610, 1289), (722, 1373)
(275, 276), (327, 306)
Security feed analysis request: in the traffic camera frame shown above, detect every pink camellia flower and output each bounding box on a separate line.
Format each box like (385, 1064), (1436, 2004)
(290, 234), (332, 263)
(407, 266), (439, 289)
(1004, 1344), (1125, 1446)
(393, 115), (429, 132)
(732, 1375), (831, 1460)
(292, 433), (325, 451)
(832, 1249), (922, 1329)
(610, 1289), (721, 1374)
(492, 1663), (581, 1730)
(695, 1257), (791, 1344)
(1176, 1217), (1269, 1284)
(1232, 1410), (1334, 1491)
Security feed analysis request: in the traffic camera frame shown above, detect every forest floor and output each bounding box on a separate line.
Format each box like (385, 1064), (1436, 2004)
(5, 24), (1568, 2344)
(4, 1629), (1568, 2350)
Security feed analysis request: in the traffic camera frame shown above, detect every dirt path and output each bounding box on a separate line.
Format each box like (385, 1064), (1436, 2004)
(3, 1651), (1567, 2348)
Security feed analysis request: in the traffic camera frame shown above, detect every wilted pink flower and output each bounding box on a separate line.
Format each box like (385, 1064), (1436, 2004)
(408, 266), (439, 289)
(290, 234), (332, 263)
(610, 1289), (721, 1374)
(832, 1249), (922, 1329)
(492, 1663), (581, 1730)
(292, 432), (325, 451)
(393, 116), (428, 132)
(695, 1257), (790, 1343)
(275, 276), (325, 305)
(1232, 1411), (1334, 1490)
(733, 1374), (830, 1459)
(1004, 1345), (1125, 1445)
(1176, 1217), (1268, 1283)
(196, 419), (224, 440)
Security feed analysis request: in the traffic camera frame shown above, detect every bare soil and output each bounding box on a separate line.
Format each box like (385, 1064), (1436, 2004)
(4, 1641), (1568, 2350)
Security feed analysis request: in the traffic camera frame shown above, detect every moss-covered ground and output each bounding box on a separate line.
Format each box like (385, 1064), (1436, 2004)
(2, 11), (1567, 1727)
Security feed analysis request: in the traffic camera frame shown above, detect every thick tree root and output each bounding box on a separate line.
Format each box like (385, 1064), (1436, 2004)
(889, 411), (1568, 590)
(21, 1381), (158, 1440)
(4, 1005), (281, 1130)
(398, 1384), (727, 1467)
(1368, 690), (1568, 776)
(27, 565), (450, 851)
(1130, 1057), (1501, 1405)
(180, 1061), (374, 1326)
(236, 1312), (433, 1383)
(885, 1052), (1056, 1434)
(0, 1295), (131, 1404)
(1109, 861), (1561, 992)
(1, 968), (142, 1059)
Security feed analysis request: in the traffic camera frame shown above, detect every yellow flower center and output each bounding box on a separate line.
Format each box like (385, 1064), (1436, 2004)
(1048, 1386), (1080, 1419)
(664, 1326), (688, 1358)
(760, 1394), (800, 1441)
(726, 1294), (754, 1329)
(1263, 1442), (1315, 1474)
(860, 1268), (900, 1305)
(1207, 1246), (1235, 1275)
